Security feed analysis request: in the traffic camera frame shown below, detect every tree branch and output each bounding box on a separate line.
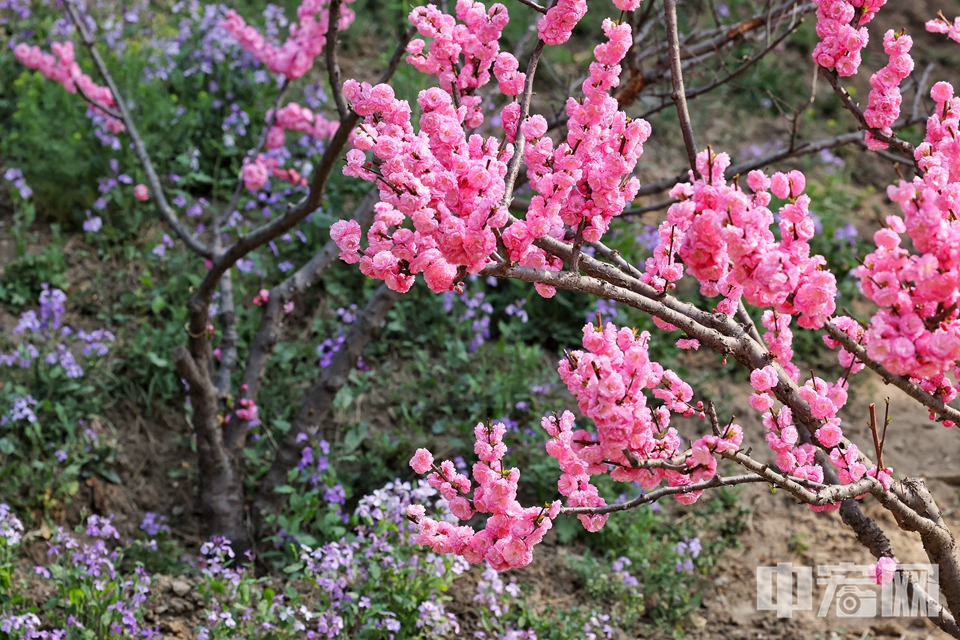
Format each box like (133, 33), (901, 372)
(637, 20), (800, 119)
(65, 0), (211, 258)
(186, 28), (416, 333)
(215, 269), (239, 399)
(252, 283), (401, 529)
(632, 112), (927, 199)
(823, 321), (960, 425)
(663, 0), (700, 175)
(514, 0), (547, 14)
(501, 40), (546, 209)
(560, 474), (767, 515)
(818, 66), (916, 160)
(325, 0), (349, 120)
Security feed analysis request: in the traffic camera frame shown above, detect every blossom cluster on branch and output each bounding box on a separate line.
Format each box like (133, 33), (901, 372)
(13, 40), (124, 133)
(862, 29), (914, 150)
(854, 81), (960, 420)
(221, 0), (355, 81)
(811, 0), (885, 76)
(645, 151), (838, 332)
(407, 0), (511, 127)
(331, 13), (650, 298)
(407, 422), (561, 570)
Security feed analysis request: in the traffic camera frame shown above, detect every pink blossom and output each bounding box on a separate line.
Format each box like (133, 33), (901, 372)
(869, 557), (897, 586)
(750, 366), (778, 392)
(252, 289), (270, 307)
(134, 184), (149, 201)
(242, 156), (270, 192)
(815, 422), (843, 448)
(410, 448), (434, 474)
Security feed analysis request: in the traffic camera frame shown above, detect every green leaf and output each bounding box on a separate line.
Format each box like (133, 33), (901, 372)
(147, 352), (169, 368)
(343, 422), (368, 454)
(68, 588), (84, 606)
(99, 468), (121, 484)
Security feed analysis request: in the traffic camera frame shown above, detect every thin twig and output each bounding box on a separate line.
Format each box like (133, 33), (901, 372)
(664, 0), (700, 175)
(912, 62), (935, 122)
(560, 474), (767, 515)
(73, 83), (122, 120)
(637, 21), (799, 119)
(818, 66), (916, 160)
(632, 112), (927, 199)
(64, 0), (211, 258)
(822, 322), (960, 425)
(325, 0), (349, 120)
(501, 39), (546, 208)
(868, 403), (884, 470)
(514, 0), (547, 13)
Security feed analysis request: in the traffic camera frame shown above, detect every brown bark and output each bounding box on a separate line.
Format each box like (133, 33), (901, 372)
(173, 345), (251, 552)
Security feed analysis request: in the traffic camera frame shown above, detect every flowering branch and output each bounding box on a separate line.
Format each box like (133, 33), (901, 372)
(64, 1), (211, 258)
(559, 474), (767, 515)
(823, 321), (960, 425)
(818, 66), (916, 159)
(190, 27), (416, 315)
(501, 39), (546, 209)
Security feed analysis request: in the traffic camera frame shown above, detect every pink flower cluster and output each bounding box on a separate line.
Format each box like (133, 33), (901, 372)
(822, 315), (867, 377)
(505, 20), (650, 264)
(750, 340), (893, 497)
(407, 423), (561, 570)
(14, 41), (124, 133)
(407, 0), (510, 128)
(761, 310), (799, 381)
(222, 0), (356, 81)
(811, 0), (885, 76)
(232, 385), (260, 422)
(252, 288), (270, 306)
(537, 0), (587, 45)
(493, 52), (526, 97)
(926, 12), (960, 43)
(235, 397), (259, 422)
(265, 102), (338, 151)
(855, 83), (960, 403)
(862, 30), (913, 150)
(333, 11), (650, 299)
(241, 154), (308, 192)
(333, 81), (517, 293)
(870, 557), (897, 586)
(541, 411), (608, 532)
(645, 150), (837, 330)
(555, 321), (743, 515)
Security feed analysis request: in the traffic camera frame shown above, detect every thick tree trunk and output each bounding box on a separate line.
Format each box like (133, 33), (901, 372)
(173, 344), (251, 553)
